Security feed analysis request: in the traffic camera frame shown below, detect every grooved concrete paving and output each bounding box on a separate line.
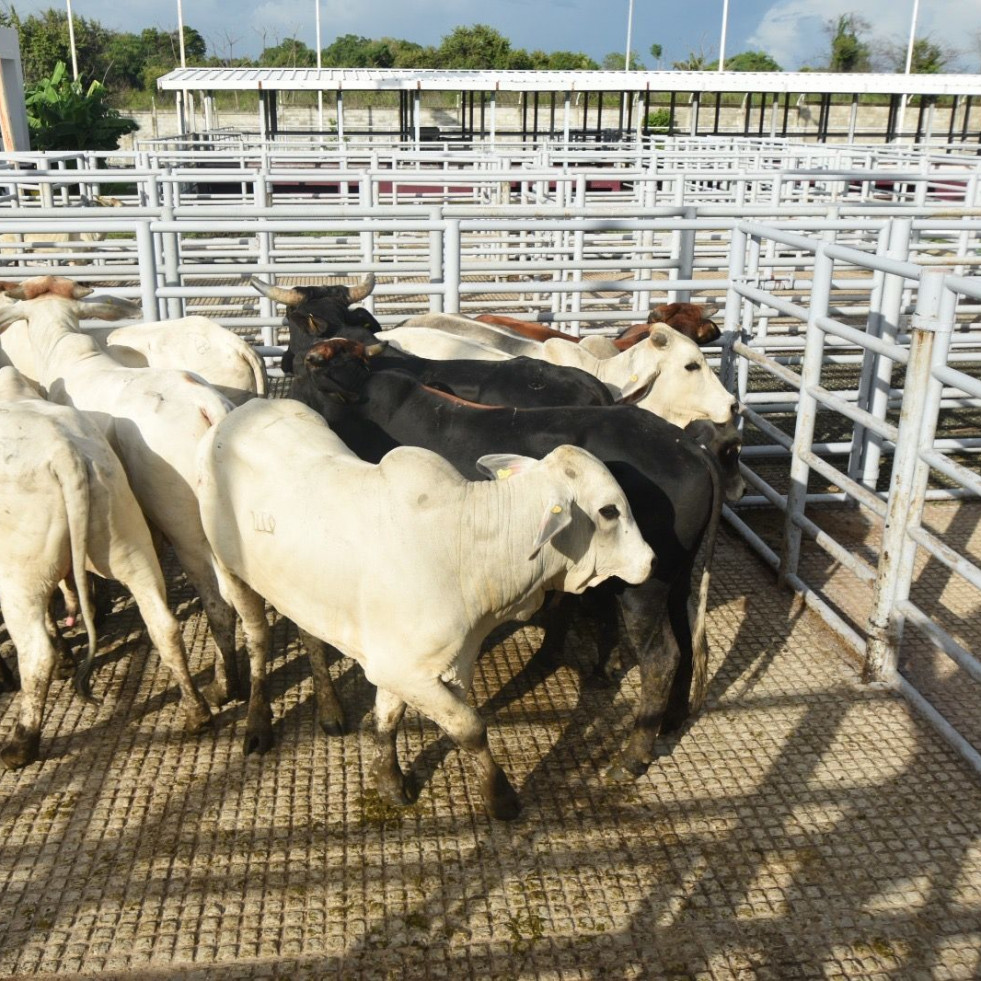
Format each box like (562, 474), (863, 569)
(2, 519), (981, 980)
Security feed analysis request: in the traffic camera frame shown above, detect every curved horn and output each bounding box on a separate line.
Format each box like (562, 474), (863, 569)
(346, 273), (375, 303)
(249, 275), (306, 307)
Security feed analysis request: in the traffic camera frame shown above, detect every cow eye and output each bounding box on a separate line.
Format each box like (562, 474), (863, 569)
(599, 504), (620, 520)
(685, 361), (701, 372)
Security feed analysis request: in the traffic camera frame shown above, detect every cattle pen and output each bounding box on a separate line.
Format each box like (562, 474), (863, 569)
(0, 133), (980, 979)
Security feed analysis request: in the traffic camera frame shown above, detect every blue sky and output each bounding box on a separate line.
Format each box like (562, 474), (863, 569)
(3, 0), (980, 71)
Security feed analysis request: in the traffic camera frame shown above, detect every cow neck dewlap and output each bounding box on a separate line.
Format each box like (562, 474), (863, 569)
(460, 476), (552, 627)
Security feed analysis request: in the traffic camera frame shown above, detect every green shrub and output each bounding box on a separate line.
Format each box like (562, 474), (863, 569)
(26, 61), (138, 151)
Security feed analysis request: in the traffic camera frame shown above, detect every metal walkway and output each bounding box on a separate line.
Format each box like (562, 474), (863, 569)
(2, 509), (980, 979)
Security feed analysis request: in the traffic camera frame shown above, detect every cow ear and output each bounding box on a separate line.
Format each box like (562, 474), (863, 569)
(701, 302), (720, 317)
(78, 296), (142, 321)
(529, 500), (573, 560)
(475, 452), (540, 480)
(616, 371), (655, 402)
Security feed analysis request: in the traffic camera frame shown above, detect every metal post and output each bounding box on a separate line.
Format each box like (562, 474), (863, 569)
(160, 179), (182, 320)
(135, 221), (160, 320)
(429, 206), (444, 314)
(849, 218), (912, 489)
(778, 234), (835, 587)
(721, 223), (747, 394)
(864, 268), (950, 682)
(444, 220), (461, 314)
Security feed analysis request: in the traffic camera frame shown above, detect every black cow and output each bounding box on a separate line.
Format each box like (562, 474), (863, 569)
(251, 274), (381, 376)
(296, 338), (745, 778)
(252, 273), (613, 407)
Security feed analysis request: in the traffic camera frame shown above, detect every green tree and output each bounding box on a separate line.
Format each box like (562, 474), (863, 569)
(260, 37), (316, 67)
(544, 50), (599, 70)
(825, 14), (872, 72)
(880, 35), (956, 74)
(436, 24), (512, 68)
(711, 50), (782, 71)
(322, 33), (395, 68)
(650, 43), (663, 68)
(672, 49), (709, 70)
(25, 60), (137, 150)
(602, 50), (644, 69)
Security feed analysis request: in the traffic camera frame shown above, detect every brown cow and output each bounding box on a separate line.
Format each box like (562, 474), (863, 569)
(476, 302), (721, 351)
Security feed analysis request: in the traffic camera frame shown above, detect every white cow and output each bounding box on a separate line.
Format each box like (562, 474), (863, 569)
(196, 398), (653, 820)
(93, 318), (268, 406)
(389, 314), (544, 358)
(0, 307), (267, 406)
(380, 317), (737, 428)
(379, 324), (514, 362)
(0, 276), (243, 708)
(0, 366), (211, 768)
(541, 323), (738, 427)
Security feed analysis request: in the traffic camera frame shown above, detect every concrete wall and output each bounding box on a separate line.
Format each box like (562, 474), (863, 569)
(122, 98), (981, 149)
(124, 97), (981, 148)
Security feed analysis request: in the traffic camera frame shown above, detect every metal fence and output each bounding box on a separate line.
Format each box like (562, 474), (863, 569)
(0, 142), (979, 770)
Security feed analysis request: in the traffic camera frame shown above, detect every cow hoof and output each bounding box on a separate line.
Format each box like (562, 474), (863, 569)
(243, 727), (274, 756)
(243, 707), (274, 755)
(374, 767), (418, 806)
(485, 771), (521, 821)
(1, 729), (40, 770)
(54, 654), (76, 681)
(184, 696), (213, 733)
(605, 757), (649, 783)
(201, 680), (234, 708)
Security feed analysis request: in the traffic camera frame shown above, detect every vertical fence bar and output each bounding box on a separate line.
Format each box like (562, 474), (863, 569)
(160, 178), (182, 320)
(864, 268), (951, 682)
(134, 220), (160, 320)
(721, 223), (747, 395)
(850, 218), (912, 489)
(429, 205), (444, 314)
(778, 234), (835, 587)
(443, 219), (461, 314)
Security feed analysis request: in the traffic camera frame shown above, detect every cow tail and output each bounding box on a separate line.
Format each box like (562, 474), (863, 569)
(245, 346), (269, 399)
(688, 448), (723, 714)
(53, 445), (99, 702)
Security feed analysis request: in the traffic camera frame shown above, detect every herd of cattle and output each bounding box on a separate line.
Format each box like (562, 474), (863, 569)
(0, 272), (744, 820)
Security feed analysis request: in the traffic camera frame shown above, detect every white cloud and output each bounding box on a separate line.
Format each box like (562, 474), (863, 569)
(747, 0), (981, 70)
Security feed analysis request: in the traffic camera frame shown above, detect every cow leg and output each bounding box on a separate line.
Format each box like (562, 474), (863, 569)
(299, 628), (346, 736)
(173, 549), (243, 707)
(588, 590), (624, 686)
(370, 688), (415, 806)
(608, 582), (678, 779)
(44, 605), (77, 680)
(535, 594), (572, 665)
(661, 579), (698, 734)
(120, 575), (212, 732)
(401, 678), (520, 821)
(214, 569), (272, 755)
(0, 598), (56, 769)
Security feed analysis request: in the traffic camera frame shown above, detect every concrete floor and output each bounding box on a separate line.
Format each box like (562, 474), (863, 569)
(2, 510), (980, 980)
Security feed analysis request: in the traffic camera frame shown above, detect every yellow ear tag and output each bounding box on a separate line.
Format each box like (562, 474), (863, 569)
(496, 467), (512, 479)
(552, 505), (563, 514)
(630, 374), (639, 382)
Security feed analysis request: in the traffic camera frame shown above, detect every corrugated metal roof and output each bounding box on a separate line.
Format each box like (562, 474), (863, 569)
(156, 67), (981, 97)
